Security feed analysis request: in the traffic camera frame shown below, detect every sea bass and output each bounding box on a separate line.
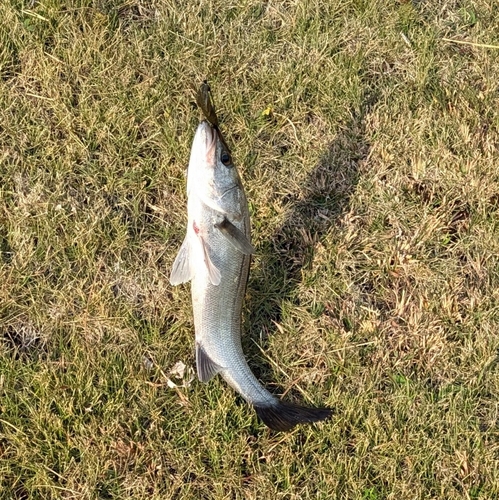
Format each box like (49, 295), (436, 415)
(169, 85), (332, 431)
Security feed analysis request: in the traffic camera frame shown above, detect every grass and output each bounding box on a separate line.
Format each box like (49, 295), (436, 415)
(1, 0), (499, 498)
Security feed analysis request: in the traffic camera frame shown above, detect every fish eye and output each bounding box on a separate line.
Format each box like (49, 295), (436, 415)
(221, 151), (232, 167)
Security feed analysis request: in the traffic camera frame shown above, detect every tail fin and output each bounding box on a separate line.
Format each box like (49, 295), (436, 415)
(254, 401), (332, 431)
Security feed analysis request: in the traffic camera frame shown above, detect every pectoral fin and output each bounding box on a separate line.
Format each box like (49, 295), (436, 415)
(199, 234), (221, 285)
(196, 343), (223, 382)
(170, 229), (221, 286)
(215, 217), (254, 255)
(170, 236), (193, 285)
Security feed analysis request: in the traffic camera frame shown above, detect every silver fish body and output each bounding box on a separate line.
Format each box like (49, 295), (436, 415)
(170, 119), (331, 431)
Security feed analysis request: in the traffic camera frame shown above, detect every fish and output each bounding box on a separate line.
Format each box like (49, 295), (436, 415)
(169, 84), (332, 431)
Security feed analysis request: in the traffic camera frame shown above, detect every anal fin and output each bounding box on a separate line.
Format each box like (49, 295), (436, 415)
(196, 344), (223, 382)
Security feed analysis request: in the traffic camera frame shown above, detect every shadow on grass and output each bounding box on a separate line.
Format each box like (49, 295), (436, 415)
(244, 95), (376, 396)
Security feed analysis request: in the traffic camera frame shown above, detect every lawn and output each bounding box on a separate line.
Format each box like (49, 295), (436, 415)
(1, 0), (498, 498)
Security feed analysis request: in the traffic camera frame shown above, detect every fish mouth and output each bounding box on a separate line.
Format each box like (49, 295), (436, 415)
(199, 120), (217, 161)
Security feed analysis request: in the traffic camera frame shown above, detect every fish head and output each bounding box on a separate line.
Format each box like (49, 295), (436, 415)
(187, 121), (244, 215)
